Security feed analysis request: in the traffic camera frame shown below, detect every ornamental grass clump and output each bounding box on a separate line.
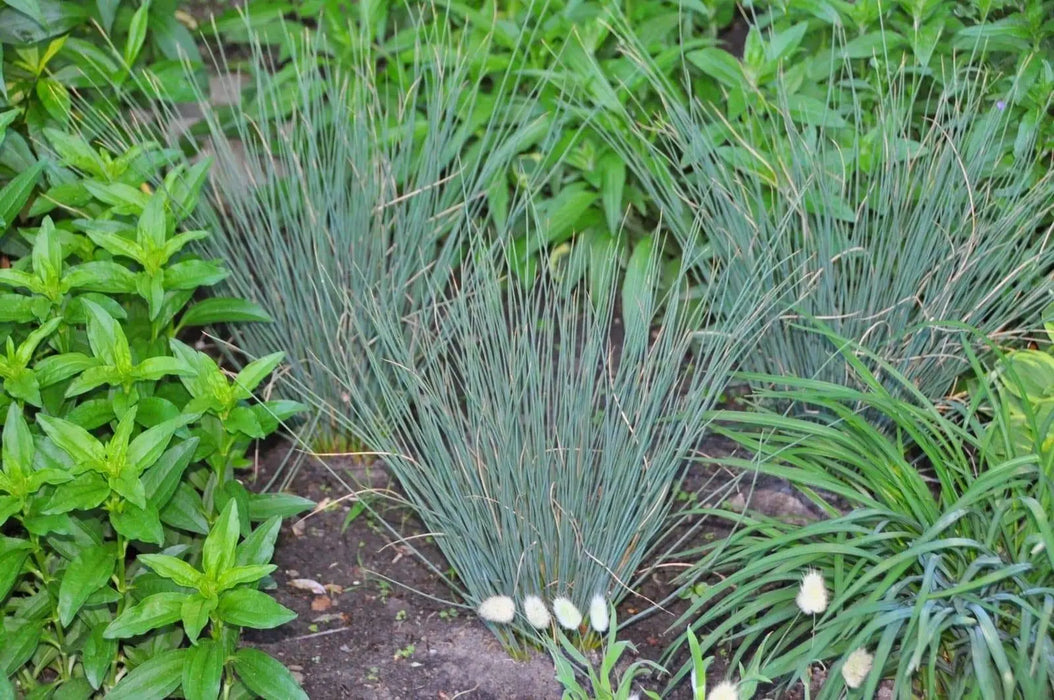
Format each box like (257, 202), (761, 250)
(595, 35), (1054, 403)
(320, 235), (776, 648)
(665, 330), (1054, 698)
(90, 18), (553, 453)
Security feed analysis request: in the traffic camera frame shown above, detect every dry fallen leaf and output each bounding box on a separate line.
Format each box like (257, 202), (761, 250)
(288, 578), (327, 595)
(311, 596), (332, 611)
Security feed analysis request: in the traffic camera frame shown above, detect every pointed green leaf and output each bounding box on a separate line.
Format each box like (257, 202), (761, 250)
(217, 588), (295, 629)
(104, 592), (184, 639)
(232, 648), (307, 700)
(42, 473), (109, 513)
(57, 544), (114, 626)
(37, 414), (105, 466)
(110, 501), (163, 545)
(82, 623), (116, 690)
(2, 402), (33, 476)
(203, 500), (239, 578)
(183, 638), (223, 700)
(138, 553), (202, 588)
(235, 517), (281, 567)
(216, 564), (275, 591)
(107, 648), (186, 700)
(180, 593), (217, 644)
(178, 297), (272, 328)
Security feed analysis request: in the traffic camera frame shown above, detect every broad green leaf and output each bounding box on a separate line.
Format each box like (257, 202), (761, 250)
(598, 150), (625, 235)
(95, 0), (119, 33)
(160, 481), (209, 534)
(82, 623), (116, 690)
(43, 473), (109, 513)
(110, 501), (164, 545)
(42, 128), (105, 175)
(183, 638), (223, 700)
(103, 592), (184, 639)
(0, 536), (32, 599)
(0, 496), (19, 527)
(686, 48), (747, 90)
(163, 258), (228, 290)
(0, 619), (40, 675)
(180, 593), (217, 644)
(0, 161), (44, 233)
(37, 414), (105, 467)
(165, 158), (210, 220)
(247, 492), (313, 521)
(134, 356), (190, 382)
(235, 517), (281, 567)
(2, 401), (33, 475)
(203, 500), (240, 578)
(137, 189), (167, 252)
(64, 261), (138, 293)
(127, 414), (194, 474)
(142, 438), (198, 509)
(35, 77), (70, 123)
(785, 93), (848, 128)
(0, 293), (38, 323)
(138, 553), (201, 588)
(232, 648), (308, 700)
(106, 648), (186, 700)
(232, 352), (284, 398)
(1, 1), (45, 27)
(622, 235), (657, 339)
(81, 299), (130, 368)
(216, 564), (276, 591)
(57, 544), (113, 626)
(178, 297), (272, 328)
(124, 0), (150, 66)
(217, 588), (296, 629)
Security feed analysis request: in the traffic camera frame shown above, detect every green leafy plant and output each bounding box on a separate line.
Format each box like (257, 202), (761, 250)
(599, 52), (1054, 402)
(203, 0), (742, 294)
(982, 304), (1054, 466)
(547, 603), (665, 700)
(0, 130), (309, 698)
(663, 328), (1054, 698)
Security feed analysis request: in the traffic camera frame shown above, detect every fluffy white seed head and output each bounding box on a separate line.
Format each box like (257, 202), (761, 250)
(706, 680), (739, 700)
(589, 594), (609, 633)
(477, 595), (515, 624)
(795, 570), (828, 615)
(522, 595), (551, 629)
(552, 596), (583, 629)
(842, 647), (874, 688)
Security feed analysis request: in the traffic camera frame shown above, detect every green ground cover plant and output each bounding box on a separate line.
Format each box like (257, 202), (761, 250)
(599, 51), (1054, 402)
(0, 1), (207, 212)
(203, 0), (744, 294)
(667, 330), (1054, 698)
(0, 127), (310, 698)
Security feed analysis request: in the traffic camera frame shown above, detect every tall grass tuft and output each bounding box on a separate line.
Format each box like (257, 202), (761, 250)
(666, 328), (1054, 698)
(592, 28), (1054, 402)
(314, 232), (778, 647)
(87, 15), (554, 451)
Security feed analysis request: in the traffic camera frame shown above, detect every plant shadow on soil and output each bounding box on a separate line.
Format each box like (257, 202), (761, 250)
(240, 427), (835, 700)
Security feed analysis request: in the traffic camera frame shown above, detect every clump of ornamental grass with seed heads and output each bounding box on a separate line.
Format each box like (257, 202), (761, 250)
(318, 229), (778, 650)
(83, 14), (558, 465)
